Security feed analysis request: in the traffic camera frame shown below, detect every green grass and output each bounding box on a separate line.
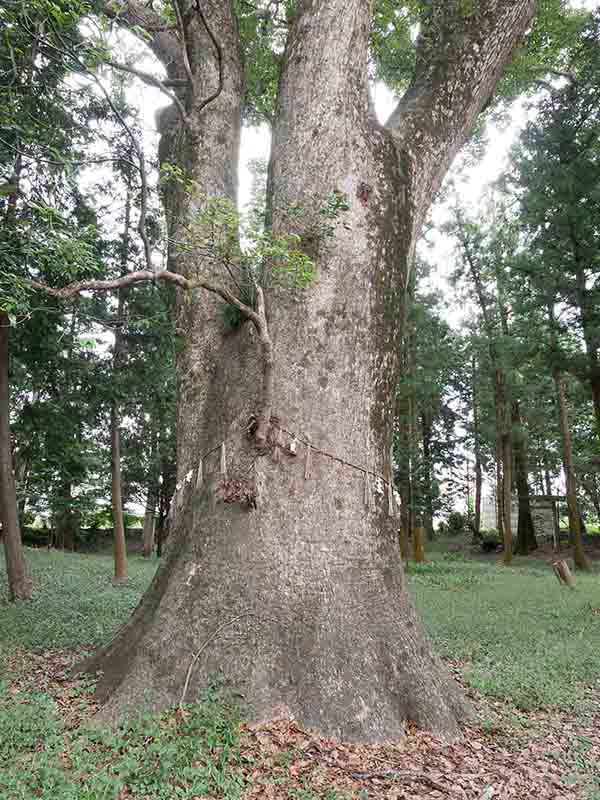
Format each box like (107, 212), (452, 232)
(0, 548), (157, 656)
(408, 554), (600, 711)
(1, 547), (600, 798)
(0, 679), (244, 800)
(0, 549), (245, 800)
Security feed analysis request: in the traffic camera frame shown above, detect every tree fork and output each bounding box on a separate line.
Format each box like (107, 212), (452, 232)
(78, 0), (537, 742)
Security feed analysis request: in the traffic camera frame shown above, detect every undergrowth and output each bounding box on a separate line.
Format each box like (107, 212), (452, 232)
(0, 679), (243, 800)
(407, 554), (600, 711)
(1, 548), (599, 797)
(0, 549), (157, 656)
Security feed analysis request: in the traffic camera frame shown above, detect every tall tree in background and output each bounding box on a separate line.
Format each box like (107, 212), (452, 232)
(449, 213), (515, 562)
(510, 15), (600, 444)
(396, 270), (463, 542)
(0, 0), (96, 597)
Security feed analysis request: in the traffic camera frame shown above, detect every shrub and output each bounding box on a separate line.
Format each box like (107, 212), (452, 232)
(446, 511), (466, 536)
(480, 529), (501, 552)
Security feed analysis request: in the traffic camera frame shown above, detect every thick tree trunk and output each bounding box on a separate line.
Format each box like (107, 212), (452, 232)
(0, 314), (32, 600)
(554, 369), (590, 570)
(512, 403), (537, 555)
(90, 0), (535, 742)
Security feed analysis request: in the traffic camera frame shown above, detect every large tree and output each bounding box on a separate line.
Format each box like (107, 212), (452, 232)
(38, 0), (539, 741)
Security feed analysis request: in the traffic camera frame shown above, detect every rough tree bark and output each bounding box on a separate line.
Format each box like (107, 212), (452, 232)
(87, 0), (536, 742)
(396, 298), (413, 560)
(0, 313), (32, 600)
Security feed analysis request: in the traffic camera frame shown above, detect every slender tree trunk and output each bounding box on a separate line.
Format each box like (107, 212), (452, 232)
(413, 526), (425, 563)
(573, 238), (600, 444)
(142, 423), (159, 558)
(421, 412), (435, 541)
(472, 358), (482, 539)
(0, 314), (32, 600)
(89, 0), (535, 741)
(474, 456), (482, 536)
(590, 371), (600, 444)
(554, 369), (590, 570)
(110, 296), (128, 583)
(462, 236), (512, 558)
(512, 403), (537, 555)
(544, 468), (553, 497)
(109, 181), (133, 584)
(155, 512), (165, 559)
(56, 481), (77, 551)
(495, 436), (504, 539)
(111, 398), (128, 583)
(142, 489), (156, 558)
(501, 437), (513, 562)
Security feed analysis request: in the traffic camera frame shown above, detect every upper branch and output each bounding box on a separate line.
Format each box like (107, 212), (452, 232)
(103, 1), (180, 66)
(103, 58), (190, 129)
(387, 0), (536, 213)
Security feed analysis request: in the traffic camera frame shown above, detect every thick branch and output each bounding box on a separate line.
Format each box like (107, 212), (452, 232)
(193, 1), (225, 114)
(103, 1), (180, 66)
(173, 0), (195, 90)
(387, 0), (536, 215)
(30, 271), (274, 443)
(29, 273), (258, 323)
(30, 270), (192, 298)
(103, 59), (189, 125)
(253, 286), (274, 447)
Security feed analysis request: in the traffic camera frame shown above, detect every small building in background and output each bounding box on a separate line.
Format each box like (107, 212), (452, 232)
(481, 493), (563, 545)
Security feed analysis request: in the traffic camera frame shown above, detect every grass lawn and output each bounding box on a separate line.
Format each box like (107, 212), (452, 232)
(0, 547), (599, 799)
(407, 554), (600, 711)
(0, 549), (156, 657)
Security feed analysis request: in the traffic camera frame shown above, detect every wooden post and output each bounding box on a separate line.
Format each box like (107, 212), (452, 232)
(552, 559), (575, 588)
(413, 526), (425, 563)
